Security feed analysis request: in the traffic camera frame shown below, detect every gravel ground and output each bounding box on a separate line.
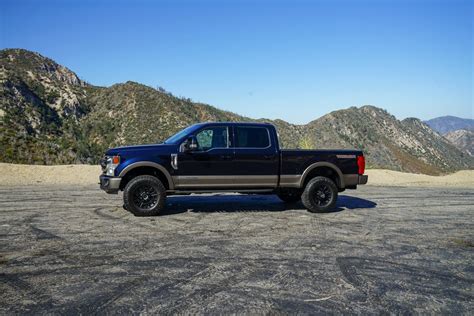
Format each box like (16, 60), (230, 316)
(0, 185), (473, 314)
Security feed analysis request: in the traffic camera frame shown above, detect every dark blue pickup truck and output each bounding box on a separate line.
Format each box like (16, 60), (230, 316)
(100, 122), (368, 216)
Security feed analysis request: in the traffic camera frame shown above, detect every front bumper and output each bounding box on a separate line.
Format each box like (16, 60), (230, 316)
(99, 175), (121, 194)
(358, 174), (368, 185)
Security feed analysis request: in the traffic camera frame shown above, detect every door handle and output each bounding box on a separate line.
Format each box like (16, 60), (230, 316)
(263, 155), (274, 160)
(220, 155), (233, 160)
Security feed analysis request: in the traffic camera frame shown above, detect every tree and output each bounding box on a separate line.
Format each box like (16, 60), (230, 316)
(299, 136), (312, 149)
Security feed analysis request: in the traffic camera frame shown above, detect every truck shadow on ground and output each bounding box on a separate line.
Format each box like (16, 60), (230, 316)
(161, 194), (376, 215)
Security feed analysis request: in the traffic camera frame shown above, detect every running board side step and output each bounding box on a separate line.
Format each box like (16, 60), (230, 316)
(166, 189), (275, 194)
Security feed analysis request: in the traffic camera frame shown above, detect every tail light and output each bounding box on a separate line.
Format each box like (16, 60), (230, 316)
(357, 155), (365, 175)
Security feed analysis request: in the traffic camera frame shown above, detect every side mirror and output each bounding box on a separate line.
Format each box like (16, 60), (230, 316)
(184, 136), (198, 152)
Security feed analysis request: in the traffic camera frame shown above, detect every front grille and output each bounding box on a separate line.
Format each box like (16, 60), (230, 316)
(99, 157), (108, 172)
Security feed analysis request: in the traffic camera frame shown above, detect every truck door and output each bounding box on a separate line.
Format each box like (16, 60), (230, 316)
(232, 125), (279, 188)
(176, 125), (235, 188)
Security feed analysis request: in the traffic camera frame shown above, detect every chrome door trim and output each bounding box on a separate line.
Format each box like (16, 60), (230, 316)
(172, 175), (278, 188)
(171, 154), (178, 170)
(279, 174), (302, 188)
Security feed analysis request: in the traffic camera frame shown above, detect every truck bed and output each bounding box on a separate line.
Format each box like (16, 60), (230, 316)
(280, 149), (363, 175)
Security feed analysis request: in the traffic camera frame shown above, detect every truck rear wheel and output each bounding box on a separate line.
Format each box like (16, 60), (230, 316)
(123, 175), (166, 216)
(301, 176), (338, 213)
(277, 189), (302, 203)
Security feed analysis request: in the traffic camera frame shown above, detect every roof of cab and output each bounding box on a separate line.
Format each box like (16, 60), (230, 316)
(197, 122), (274, 127)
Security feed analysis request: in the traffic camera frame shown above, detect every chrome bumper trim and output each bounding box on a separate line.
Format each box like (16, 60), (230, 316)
(358, 175), (368, 185)
(343, 174), (368, 186)
(99, 175), (121, 194)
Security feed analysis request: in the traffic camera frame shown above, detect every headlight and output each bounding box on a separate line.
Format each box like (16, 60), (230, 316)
(105, 155), (120, 176)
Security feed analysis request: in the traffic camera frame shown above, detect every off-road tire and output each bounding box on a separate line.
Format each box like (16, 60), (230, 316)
(301, 176), (338, 213)
(123, 175), (166, 216)
(277, 189), (302, 203)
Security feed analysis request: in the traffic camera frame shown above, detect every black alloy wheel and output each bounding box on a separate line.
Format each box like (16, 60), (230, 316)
(312, 183), (333, 207)
(132, 184), (159, 210)
(123, 175), (166, 216)
(301, 176), (338, 213)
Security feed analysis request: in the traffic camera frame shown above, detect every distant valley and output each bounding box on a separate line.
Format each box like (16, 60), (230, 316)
(1, 48), (472, 175)
(424, 116), (474, 156)
(425, 116), (474, 134)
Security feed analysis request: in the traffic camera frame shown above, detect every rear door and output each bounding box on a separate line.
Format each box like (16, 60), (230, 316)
(232, 125), (279, 188)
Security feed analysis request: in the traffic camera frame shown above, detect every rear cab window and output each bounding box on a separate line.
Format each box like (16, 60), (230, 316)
(235, 126), (270, 148)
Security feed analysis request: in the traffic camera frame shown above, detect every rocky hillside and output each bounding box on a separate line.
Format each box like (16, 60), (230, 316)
(425, 116), (474, 135)
(0, 49), (91, 164)
(1, 48), (473, 174)
(444, 129), (473, 156)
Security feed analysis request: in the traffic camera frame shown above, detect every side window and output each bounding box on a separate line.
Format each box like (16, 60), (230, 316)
(195, 126), (228, 151)
(235, 127), (270, 148)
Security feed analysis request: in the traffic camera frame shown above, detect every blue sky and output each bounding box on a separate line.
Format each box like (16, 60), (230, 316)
(1, 0), (472, 124)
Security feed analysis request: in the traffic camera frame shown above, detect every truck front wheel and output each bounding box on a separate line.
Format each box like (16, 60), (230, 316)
(123, 175), (166, 216)
(301, 176), (338, 213)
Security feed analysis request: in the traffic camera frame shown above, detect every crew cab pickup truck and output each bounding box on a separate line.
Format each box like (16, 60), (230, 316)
(100, 122), (368, 216)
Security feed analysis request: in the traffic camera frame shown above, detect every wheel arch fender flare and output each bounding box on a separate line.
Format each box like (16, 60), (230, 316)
(299, 162), (345, 188)
(118, 161), (175, 190)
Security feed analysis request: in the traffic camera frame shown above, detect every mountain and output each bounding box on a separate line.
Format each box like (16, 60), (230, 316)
(444, 129), (473, 156)
(1, 48), (473, 175)
(302, 107), (473, 174)
(425, 116), (474, 135)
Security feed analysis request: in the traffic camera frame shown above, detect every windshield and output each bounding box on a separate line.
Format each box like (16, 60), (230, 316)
(163, 125), (200, 144)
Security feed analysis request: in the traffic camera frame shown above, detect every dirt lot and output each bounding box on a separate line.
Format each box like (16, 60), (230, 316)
(1, 163), (473, 188)
(0, 185), (473, 314)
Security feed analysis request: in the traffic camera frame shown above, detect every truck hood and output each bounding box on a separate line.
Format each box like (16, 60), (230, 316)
(105, 143), (175, 156)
